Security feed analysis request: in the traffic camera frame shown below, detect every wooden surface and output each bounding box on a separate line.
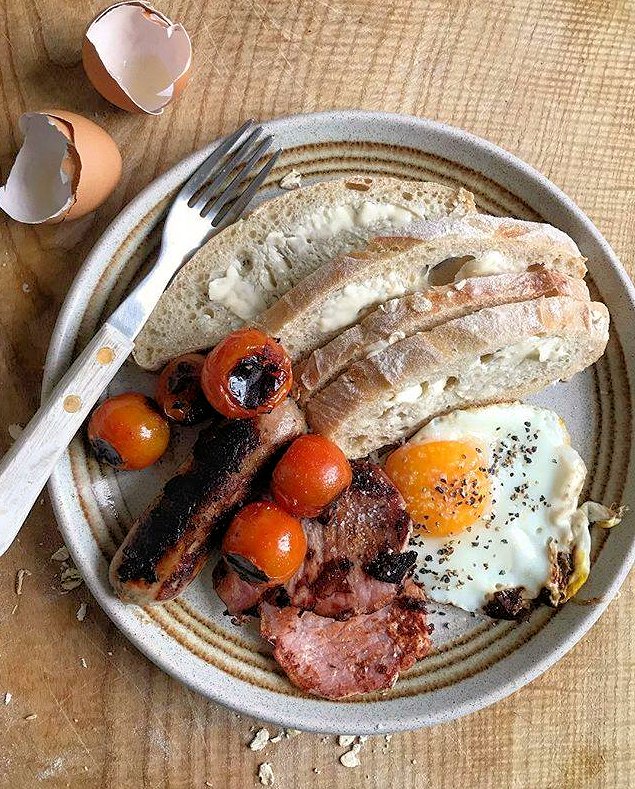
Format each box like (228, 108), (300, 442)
(0, 1), (634, 786)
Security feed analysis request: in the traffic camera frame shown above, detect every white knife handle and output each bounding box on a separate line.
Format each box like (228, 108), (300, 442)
(0, 322), (134, 556)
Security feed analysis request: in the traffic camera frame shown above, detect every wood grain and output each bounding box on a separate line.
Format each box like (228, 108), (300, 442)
(0, 1), (633, 787)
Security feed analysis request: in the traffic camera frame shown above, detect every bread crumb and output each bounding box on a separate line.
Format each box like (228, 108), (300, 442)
(358, 735), (368, 743)
(313, 768), (321, 774)
(80, 658), (88, 669)
(60, 567), (83, 592)
(7, 424), (23, 441)
(338, 735), (355, 747)
(4, 692), (11, 706)
(24, 713), (37, 721)
(51, 546), (70, 562)
(15, 568), (31, 595)
(384, 734), (392, 744)
(269, 731), (284, 744)
(76, 603), (88, 622)
(279, 170), (302, 190)
(257, 762), (274, 785)
(285, 728), (300, 738)
(340, 743), (361, 768)
(249, 728), (270, 751)
(454, 279), (467, 290)
(22, 282), (30, 293)
(411, 759), (417, 765)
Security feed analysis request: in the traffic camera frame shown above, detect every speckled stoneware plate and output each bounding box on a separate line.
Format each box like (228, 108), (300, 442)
(44, 111), (635, 734)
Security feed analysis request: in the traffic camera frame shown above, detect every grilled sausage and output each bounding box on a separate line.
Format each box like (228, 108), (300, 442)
(109, 399), (306, 605)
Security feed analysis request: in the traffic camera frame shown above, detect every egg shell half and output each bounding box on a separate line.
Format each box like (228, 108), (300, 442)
(82, 2), (192, 115)
(46, 110), (122, 221)
(0, 110), (121, 225)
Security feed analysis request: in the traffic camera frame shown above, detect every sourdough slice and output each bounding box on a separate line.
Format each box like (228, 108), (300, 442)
(134, 177), (475, 370)
(391, 212), (587, 278)
(254, 213), (587, 363)
(306, 296), (609, 458)
(295, 269), (590, 400)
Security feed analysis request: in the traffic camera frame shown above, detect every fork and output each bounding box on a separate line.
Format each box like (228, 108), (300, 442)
(0, 120), (281, 555)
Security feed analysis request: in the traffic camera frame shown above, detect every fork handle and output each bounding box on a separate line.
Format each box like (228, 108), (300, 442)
(0, 322), (133, 556)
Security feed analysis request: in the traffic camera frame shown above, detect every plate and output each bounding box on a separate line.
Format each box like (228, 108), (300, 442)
(43, 111), (635, 734)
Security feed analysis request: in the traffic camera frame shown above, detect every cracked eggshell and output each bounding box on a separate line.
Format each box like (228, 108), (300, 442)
(82, 2), (192, 115)
(0, 110), (122, 225)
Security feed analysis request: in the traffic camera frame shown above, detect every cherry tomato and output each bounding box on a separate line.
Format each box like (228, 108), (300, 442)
(201, 328), (292, 419)
(88, 393), (170, 470)
(222, 501), (307, 584)
(156, 353), (214, 425)
(271, 434), (352, 517)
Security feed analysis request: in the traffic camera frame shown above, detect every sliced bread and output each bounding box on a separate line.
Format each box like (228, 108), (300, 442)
(295, 269), (590, 400)
(134, 177), (475, 370)
(305, 296), (609, 458)
(254, 213), (587, 363)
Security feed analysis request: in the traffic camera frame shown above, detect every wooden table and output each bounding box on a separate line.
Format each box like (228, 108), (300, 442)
(1, 1), (634, 786)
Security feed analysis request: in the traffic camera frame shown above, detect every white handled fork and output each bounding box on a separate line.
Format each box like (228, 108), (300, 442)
(0, 120), (281, 556)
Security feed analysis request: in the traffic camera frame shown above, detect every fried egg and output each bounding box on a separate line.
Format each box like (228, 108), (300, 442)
(385, 403), (591, 615)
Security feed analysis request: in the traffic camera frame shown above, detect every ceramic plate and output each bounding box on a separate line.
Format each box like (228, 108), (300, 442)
(44, 111), (635, 734)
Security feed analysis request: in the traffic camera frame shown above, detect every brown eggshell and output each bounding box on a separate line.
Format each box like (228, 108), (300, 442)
(82, 2), (191, 115)
(45, 110), (122, 221)
(82, 37), (142, 114)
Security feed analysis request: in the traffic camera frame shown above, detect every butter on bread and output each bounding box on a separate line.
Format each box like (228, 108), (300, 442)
(133, 176), (475, 370)
(306, 296), (609, 458)
(251, 211), (587, 368)
(295, 268), (590, 401)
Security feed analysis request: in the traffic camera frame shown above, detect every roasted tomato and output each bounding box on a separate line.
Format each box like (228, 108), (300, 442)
(222, 501), (307, 584)
(156, 353), (214, 425)
(88, 393), (170, 470)
(201, 328), (292, 419)
(271, 434), (352, 517)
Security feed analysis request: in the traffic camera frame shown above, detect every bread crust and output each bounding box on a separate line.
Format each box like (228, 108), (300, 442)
(134, 177), (475, 370)
(295, 269), (590, 401)
(306, 296), (610, 457)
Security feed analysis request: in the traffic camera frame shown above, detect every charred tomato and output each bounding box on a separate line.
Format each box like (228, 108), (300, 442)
(88, 392), (170, 470)
(201, 328), (292, 419)
(156, 353), (214, 425)
(222, 501), (307, 585)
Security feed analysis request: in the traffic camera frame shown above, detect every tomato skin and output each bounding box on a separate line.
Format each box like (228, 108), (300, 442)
(271, 434), (352, 517)
(201, 328), (292, 419)
(156, 353), (214, 425)
(88, 393), (170, 470)
(222, 501), (307, 584)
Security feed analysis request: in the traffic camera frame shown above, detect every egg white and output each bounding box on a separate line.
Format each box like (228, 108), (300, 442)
(408, 403), (590, 614)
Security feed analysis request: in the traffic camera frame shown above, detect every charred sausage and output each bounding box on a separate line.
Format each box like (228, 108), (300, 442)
(110, 399), (306, 604)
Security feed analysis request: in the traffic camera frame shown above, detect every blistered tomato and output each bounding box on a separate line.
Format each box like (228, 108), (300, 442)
(201, 328), (292, 419)
(156, 353), (214, 425)
(222, 501), (307, 584)
(271, 434), (352, 517)
(88, 393), (170, 470)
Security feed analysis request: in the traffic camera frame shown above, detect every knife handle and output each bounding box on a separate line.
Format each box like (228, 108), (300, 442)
(0, 322), (134, 556)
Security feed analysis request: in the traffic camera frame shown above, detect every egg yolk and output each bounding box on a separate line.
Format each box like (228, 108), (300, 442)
(385, 440), (491, 536)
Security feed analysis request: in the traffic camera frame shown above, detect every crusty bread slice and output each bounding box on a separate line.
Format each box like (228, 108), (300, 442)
(295, 269), (590, 400)
(134, 177), (475, 370)
(255, 236), (427, 360)
(254, 213), (587, 364)
(390, 212), (587, 278)
(306, 296), (609, 458)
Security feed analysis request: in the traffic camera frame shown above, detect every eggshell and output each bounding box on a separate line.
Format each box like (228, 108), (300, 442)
(82, 2), (192, 115)
(0, 110), (122, 225)
(47, 110), (122, 221)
